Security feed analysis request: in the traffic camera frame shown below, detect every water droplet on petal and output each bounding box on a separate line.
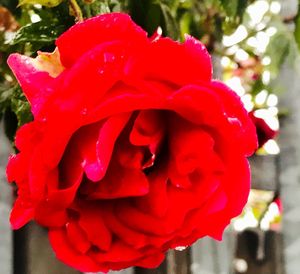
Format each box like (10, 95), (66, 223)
(175, 246), (188, 251)
(81, 108), (88, 115)
(104, 53), (115, 63)
(89, 53), (96, 60)
(228, 117), (242, 127)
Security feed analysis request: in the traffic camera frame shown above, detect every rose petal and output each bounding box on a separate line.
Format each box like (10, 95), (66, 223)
(6, 154), (26, 183)
(56, 13), (148, 68)
(222, 156), (250, 217)
(90, 241), (145, 263)
(37, 43), (131, 170)
(116, 200), (173, 236)
(49, 229), (103, 272)
(130, 110), (165, 154)
(101, 204), (149, 248)
(76, 203), (112, 251)
(10, 197), (34, 229)
(7, 54), (58, 117)
(66, 221), (91, 254)
(94, 112), (132, 181)
(134, 172), (169, 218)
(126, 35), (212, 85)
(167, 84), (225, 126)
(83, 165), (149, 199)
(63, 112), (131, 182)
(35, 203), (68, 227)
(211, 81), (258, 154)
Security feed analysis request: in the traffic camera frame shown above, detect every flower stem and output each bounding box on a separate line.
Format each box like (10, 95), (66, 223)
(69, 0), (83, 22)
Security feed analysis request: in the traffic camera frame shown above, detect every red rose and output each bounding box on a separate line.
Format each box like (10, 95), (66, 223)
(7, 13), (257, 272)
(249, 111), (277, 148)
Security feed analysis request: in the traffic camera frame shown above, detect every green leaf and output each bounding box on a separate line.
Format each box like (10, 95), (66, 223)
(80, 0), (110, 17)
(266, 32), (291, 76)
(220, 0), (238, 17)
(220, 0), (248, 19)
(10, 86), (33, 127)
(128, 0), (179, 39)
(236, 0), (248, 19)
(159, 2), (180, 40)
(9, 21), (66, 45)
(0, 84), (14, 113)
(18, 0), (64, 7)
(251, 77), (264, 96)
(0, 84), (32, 140)
(179, 12), (192, 40)
(145, 4), (162, 35)
(0, 0), (19, 14)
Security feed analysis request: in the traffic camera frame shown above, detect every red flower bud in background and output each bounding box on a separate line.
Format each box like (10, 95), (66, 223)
(249, 111), (278, 148)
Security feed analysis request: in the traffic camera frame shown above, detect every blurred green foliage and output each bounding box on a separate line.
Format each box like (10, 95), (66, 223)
(18, 0), (64, 7)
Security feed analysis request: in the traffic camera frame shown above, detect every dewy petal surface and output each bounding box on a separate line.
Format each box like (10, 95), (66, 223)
(56, 13), (148, 68)
(7, 54), (58, 117)
(7, 12), (257, 273)
(126, 36), (212, 85)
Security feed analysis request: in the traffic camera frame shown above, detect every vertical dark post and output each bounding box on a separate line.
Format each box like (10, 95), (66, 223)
(166, 249), (191, 274)
(135, 249), (191, 274)
(235, 229), (285, 274)
(135, 258), (167, 274)
(13, 223), (80, 274)
(13, 226), (28, 274)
